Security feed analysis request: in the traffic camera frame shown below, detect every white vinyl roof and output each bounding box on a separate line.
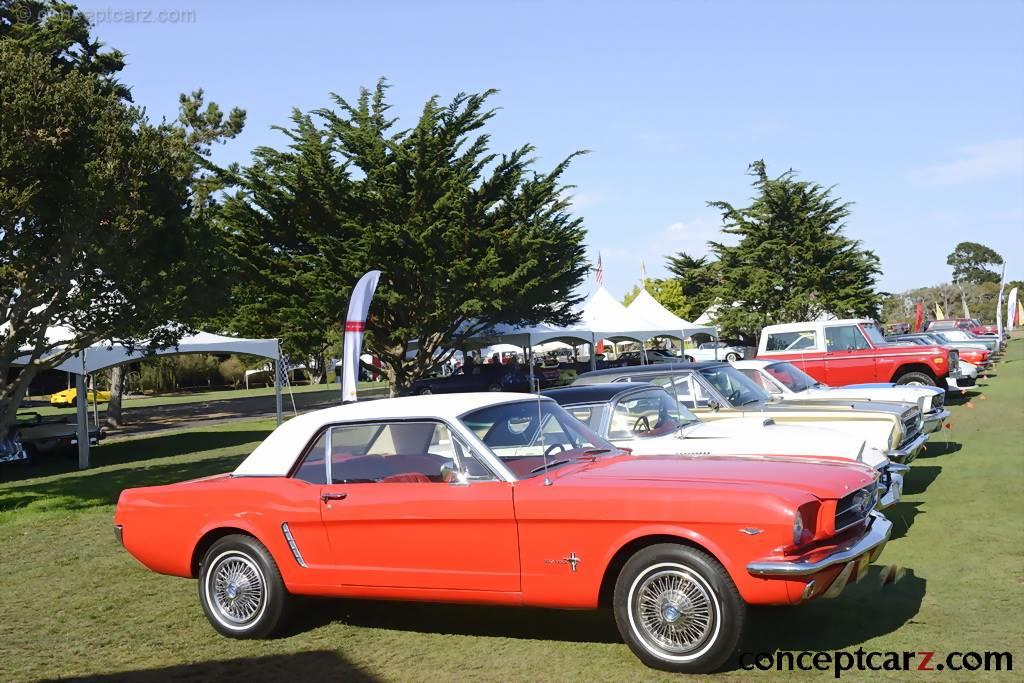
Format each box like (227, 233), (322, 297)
(234, 392), (548, 476)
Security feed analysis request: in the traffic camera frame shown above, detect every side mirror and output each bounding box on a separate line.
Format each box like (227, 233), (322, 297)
(440, 463), (469, 486)
(707, 399), (720, 412)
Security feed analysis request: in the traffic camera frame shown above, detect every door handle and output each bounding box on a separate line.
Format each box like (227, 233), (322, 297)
(320, 492), (347, 503)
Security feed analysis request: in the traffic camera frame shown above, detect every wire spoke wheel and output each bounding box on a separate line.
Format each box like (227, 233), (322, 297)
(631, 566), (717, 657)
(208, 552), (266, 627)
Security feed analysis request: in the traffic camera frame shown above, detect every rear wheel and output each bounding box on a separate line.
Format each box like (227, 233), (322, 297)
(198, 534), (291, 639)
(613, 544), (745, 673)
(416, 387), (433, 395)
(895, 371), (935, 386)
(487, 383), (503, 392)
(684, 355), (695, 363)
(724, 352), (740, 362)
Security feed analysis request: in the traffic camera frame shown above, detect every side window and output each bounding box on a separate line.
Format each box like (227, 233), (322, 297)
(739, 369), (781, 395)
(765, 330), (818, 352)
(825, 325), (870, 352)
(646, 374), (708, 409)
(566, 405), (607, 431)
(608, 390), (681, 439)
(292, 421), (494, 484)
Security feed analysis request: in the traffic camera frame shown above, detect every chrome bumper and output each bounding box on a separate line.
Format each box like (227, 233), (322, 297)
(887, 432), (928, 464)
(923, 409), (950, 434)
(877, 471), (904, 509)
(747, 512), (892, 577)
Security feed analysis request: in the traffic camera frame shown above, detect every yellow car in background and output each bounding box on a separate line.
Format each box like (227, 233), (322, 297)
(49, 388), (111, 407)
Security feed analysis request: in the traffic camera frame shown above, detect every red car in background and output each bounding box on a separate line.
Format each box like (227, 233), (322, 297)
(925, 318), (999, 337)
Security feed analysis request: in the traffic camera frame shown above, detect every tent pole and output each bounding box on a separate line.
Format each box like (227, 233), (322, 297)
(274, 358), (283, 426)
(590, 335), (597, 371)
(527, 346), (535, 391)
(76, 361), (89, 470)
(90, 374), (99, 428)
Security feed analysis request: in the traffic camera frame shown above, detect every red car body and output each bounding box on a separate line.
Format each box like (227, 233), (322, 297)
(758, 319), (957, 387)
(112, 395), (895, 672)
(925, 318), (998, 336)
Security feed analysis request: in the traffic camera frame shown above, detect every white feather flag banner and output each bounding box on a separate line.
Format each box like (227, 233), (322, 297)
(1008, 287), (1019, 332)
(342, 270), (381, 402)
(996, 267), (1006, 339)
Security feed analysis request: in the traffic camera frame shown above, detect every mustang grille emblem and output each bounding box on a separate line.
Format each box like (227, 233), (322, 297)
(545, 552), (581, 572)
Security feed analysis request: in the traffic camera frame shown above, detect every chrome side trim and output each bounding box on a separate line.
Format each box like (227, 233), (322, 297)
(281, 522), (307, 567)
(746, 512), (892, 577)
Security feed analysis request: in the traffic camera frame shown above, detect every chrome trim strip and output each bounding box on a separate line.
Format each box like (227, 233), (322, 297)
(746, 512), (892, 577)
(281, 522), (307, 568)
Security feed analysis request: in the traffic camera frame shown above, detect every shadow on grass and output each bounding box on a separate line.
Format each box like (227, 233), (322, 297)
(0, 428), (271, 485)
(0, 430), (270, 514)
(945, 391), (980, 405)
(901, 464), (942, 495)
(735, 569), (926, 663)
(41, 650), (377, 682)
(288, 598), (622, 644)
(917, 440), (961, 458)
(887, 502), (924, 541)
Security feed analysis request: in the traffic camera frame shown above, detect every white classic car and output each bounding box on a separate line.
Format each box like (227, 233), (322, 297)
(732, 359), (950, 434)
(544, 383), (903, 509)
(683, 342), (746, 362)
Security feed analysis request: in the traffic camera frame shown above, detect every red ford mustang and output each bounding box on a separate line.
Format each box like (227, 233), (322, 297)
(114, 393), (897, 673)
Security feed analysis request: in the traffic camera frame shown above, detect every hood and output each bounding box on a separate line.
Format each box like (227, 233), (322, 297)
(572, 455), (876, 501)
(753, 400), (907, 419)
(675, 418), (886, 467)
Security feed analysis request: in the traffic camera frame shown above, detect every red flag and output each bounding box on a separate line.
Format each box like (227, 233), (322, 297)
(913, 303), (923, 333)
(595, 253), (604, 285)
(596, 339), (605, 355)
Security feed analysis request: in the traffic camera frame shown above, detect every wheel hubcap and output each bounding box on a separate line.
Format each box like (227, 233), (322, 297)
(633, 567), (716, 656)
(210, 553), (265, 626)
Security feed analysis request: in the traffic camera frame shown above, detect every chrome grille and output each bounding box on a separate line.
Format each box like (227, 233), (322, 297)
(932, 392), (945, 410)
(835, 485), (875, 532)
(900, 408), (921, 446)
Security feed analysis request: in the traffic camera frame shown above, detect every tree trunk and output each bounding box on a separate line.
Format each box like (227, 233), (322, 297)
(106, 365), (126, 427)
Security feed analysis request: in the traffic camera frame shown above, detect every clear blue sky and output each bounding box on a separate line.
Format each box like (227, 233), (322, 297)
(80, 0), (1024, 300)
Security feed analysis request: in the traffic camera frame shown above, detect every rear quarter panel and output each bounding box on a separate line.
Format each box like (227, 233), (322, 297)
(114, 476), (326, 589)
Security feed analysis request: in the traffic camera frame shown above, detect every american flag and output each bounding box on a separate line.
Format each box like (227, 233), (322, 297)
(595, 253), (604, 285)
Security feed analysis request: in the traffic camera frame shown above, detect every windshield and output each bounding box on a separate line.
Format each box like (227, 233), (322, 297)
(697, 365), (770, 406)
(764, 362), (820, 392)
(460, 400), (622, 479)
(861, 323), (887, 346)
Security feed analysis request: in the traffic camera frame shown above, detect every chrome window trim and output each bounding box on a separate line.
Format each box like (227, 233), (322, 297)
(293, 416), (512, 484)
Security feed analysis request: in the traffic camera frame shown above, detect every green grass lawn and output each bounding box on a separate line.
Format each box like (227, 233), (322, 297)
(1, 342), (1022, 682)
(22, 380), (388, 418)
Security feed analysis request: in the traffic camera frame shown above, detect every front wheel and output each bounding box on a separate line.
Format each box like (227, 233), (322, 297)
(199, 534), (291, 639)
(684, 355), (695, 363)
(487, 383), (503, 392)
(895, 371), (936, 387)
(613, 544), (745, 673)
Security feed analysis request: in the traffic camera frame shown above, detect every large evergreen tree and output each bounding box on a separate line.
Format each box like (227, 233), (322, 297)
(0, 1), (244, 438)
(947, 241), (1003, 285)
(694, 161), (882, 340)
(219, 82), (590, 394)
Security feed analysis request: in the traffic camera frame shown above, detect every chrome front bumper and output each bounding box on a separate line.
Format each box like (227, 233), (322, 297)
(747, 512), (892, 577)
(887, 432), (928, 464)
(877, 471), (904, 509)
(923, 409), (950, 434)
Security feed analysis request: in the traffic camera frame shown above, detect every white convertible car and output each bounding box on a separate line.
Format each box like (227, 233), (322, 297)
(732, 359), (950, 434)
(683, 341), (746, 362)
(544, 383), (904, 509)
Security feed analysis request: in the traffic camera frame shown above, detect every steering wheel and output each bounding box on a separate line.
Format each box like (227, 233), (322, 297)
(633, 415), (651, 433)
(544, 443), (567, 457)
(727, 389), (743, 404)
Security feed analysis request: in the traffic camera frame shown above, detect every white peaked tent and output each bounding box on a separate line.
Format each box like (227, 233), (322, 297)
(17, 331), (282, 469)
(625, 289), (717, 339)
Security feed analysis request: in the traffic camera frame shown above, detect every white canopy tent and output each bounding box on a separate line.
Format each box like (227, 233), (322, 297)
(408, 287), (718, 382)
(16, 331), (282, 469)
(625, 289), (718, 340)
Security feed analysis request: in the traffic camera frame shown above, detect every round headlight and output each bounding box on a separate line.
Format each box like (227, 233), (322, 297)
(793, 511), (804, 546)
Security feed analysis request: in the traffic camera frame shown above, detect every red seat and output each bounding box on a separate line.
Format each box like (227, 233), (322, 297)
(379, 472), (431, 483)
